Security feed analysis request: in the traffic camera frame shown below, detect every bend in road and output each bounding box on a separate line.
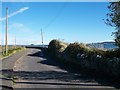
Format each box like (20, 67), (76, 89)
(13, 48), (116, 89)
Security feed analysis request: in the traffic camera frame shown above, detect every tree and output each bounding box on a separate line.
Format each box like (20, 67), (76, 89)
(105, 2), (120, 47)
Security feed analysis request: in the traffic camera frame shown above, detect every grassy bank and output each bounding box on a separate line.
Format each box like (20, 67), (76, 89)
(48, 39), (120, 79)
(0, 46), (25, 59)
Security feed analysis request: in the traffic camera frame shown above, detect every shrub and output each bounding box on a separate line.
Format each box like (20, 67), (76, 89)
(48, 39), (68, 57)
(105, 48), (120, 58)
(48, 39), (120, 78)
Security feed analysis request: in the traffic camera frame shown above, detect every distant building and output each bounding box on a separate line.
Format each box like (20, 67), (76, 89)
(88, 42), (118, 50)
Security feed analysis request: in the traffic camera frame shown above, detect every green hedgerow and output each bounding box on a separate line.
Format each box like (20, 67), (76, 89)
(48, 39), (120, 78)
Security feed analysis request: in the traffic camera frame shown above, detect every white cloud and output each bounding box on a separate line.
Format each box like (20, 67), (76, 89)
(11, 23), (24, 28)
(1, 22), (33, 45)
(9, 22), (32, 33)
(0, 7), (29, 21)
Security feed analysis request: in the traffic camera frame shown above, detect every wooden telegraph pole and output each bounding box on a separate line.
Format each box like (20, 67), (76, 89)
(5, 7), (8, 55)
(41, 29), (44, 48)
(15, 36), (16, 49)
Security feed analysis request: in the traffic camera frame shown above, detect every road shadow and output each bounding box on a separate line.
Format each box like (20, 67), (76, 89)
(28, 51), (44, 58)
(0, 69), (113, 87)
(1, 69), (14, 78)
(2, 50), (119, 89)
(38, 52), (120, 89)
(0, 85), (13, 90)
(1, 69), (90, 82)
(1, 68), (120, 89)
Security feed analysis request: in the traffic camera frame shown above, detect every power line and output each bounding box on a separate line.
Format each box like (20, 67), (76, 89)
(39, 3), (67, 47)
(43, 3), (67, 30)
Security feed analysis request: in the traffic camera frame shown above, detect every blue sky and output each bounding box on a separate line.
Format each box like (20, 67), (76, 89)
(1, 2), (115, 45)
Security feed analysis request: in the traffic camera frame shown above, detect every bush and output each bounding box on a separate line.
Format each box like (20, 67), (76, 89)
(48, 39), (120, 78)
(48, 39), (68, 57)
(105, 49), (120, 58)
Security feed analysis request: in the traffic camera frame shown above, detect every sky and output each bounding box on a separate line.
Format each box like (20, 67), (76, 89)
(0, 2), (116, 45)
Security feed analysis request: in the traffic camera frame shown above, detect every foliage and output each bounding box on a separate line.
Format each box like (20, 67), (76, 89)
(48, 39), (120, 78)
(106, 2), (120, 47)
(48, 39), (68, 57)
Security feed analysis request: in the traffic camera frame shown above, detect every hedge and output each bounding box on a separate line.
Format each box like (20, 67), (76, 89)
(48, 39), (120, 78)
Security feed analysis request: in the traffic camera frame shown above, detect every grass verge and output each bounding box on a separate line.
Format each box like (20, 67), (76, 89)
(0, 47), (26, 60)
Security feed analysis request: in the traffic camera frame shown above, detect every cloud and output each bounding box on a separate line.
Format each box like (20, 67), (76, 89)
(9, 23), (32, 34)
(1, 22), (34, 45)
(0, 7), (29, 21)
(10, 23), (24, 29)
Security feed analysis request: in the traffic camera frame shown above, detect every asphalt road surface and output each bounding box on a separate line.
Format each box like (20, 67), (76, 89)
(0, 49), (26, 89)
(1, 48), (118, 89)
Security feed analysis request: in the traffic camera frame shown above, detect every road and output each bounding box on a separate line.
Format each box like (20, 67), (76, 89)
(1, 48), (117, 89)
(12, 48), (116, 89)
(0, 49), (26, 89)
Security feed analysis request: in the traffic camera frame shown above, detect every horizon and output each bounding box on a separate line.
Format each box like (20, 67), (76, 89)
(0, 40), (116, 46)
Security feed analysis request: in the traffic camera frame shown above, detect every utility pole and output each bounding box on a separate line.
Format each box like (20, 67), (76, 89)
(41, 29), (44, 48)
(15, 36), (16, 48)
(1, 40), (4, 55)
(5, 7), (8, 55)
(0, 40), (2, 55)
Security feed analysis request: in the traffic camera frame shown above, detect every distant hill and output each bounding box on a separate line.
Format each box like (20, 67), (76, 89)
(87, 42), (118, 50)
